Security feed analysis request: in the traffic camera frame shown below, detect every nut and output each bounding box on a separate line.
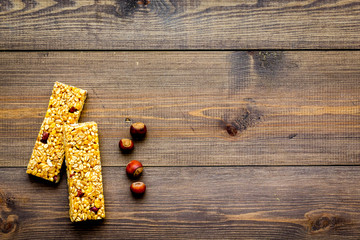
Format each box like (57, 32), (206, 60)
(119, 138), (134, 153)
(90, 207), (99, 213)
(126, 160), (143, 178)
(130, 182), (146, 195)
(130, 122), (147, 139)
(69, 107), (78, 113)
(40, 132), (49, 144)
(77, 189), (84, 197)
(53, 174), (60, 183)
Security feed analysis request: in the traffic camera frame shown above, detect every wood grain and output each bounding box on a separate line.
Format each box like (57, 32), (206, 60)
(1, 51), (359, 167)
(1, 166), (360, 239)
(0, 0), (359, 50)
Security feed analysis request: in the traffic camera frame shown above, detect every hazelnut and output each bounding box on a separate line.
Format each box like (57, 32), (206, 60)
(130, 122), (147, 139)
(40, 132), (49, 144)
(126, 160), (143, 178)
(119, 138), (134, 153)
(130, 182), (146, 195)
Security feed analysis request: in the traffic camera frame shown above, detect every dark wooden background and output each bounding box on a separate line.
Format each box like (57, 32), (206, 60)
(1, 1), (360, 239)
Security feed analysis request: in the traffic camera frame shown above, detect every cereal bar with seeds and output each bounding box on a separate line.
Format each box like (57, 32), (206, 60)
(64, 122), (105, 222)
(26, 82), (87, 182)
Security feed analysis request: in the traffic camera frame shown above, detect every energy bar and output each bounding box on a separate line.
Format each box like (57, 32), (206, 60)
(26, 82), (87, 182)
(64, 122), (105, 222)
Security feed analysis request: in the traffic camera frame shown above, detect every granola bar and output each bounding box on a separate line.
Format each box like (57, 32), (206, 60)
(64, 122), (105, 222)
(26, 82), (87, 182)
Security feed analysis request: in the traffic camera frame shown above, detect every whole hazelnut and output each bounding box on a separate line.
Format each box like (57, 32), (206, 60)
(130, 182), (146, 195)
(119, 138), (134, 153)
(130, 122), (147, 140)
(126, 160), (143, 178)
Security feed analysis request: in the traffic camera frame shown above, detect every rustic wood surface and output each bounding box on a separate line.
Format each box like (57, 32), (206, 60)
(1, 166), (360, 239)
(1, 51), (359, 167)
(1, 1), (360, 238)
(0, 0), (359, 50)
(0, 51), (359, 238)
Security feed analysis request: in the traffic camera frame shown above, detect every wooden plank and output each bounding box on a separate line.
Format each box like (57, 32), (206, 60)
(0, 0), (359, 50)
(1, 166), (360, 239)
(0, 51), (359, 167)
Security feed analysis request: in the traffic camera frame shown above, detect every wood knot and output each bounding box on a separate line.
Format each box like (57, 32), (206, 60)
(0, 192), (19, 234)
(0, 192), (16, 212)
(114, 0), (150, 18)
(0, 0), (13, 12)
(137, 0), (150, 5)
(305, 210), (348, 233)
(312, 216), (331, 231)
(1, 215), (18, 234)
(221, 106), (263, 137)
(225, 124), (237, 136)
(288, 133), (297, 139)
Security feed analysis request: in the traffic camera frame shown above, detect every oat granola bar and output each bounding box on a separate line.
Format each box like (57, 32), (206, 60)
(26, 82), (87, 182)
(64, 122), (105, 222)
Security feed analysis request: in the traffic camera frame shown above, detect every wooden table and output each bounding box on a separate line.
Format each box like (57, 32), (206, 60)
(1, 1), (360, 239)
